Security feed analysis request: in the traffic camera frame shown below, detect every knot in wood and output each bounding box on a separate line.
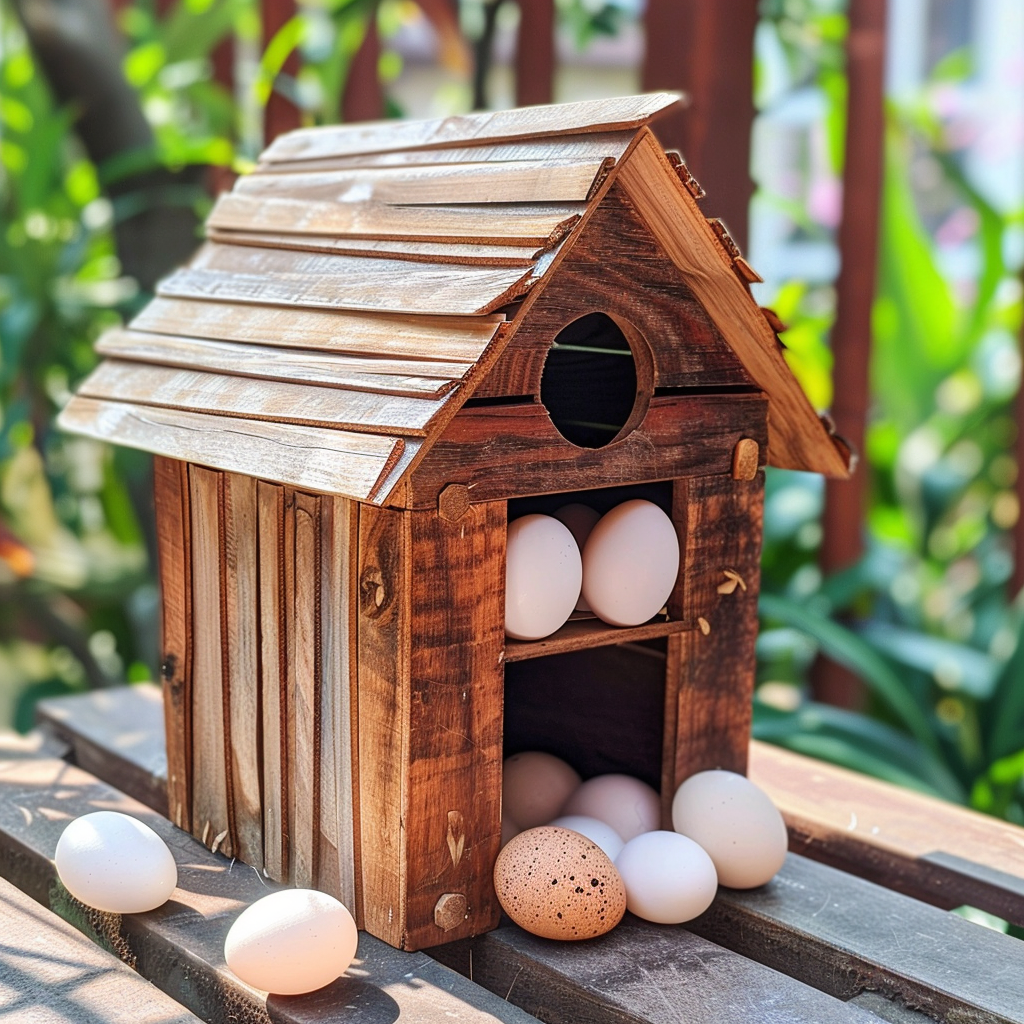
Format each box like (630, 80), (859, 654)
(359, 566), (387, 616)
(434, 892), (468, 932)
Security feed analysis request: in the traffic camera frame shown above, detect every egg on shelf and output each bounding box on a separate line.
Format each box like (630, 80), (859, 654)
(614, 831), (718, 924)
(505, 514), (583, 640)
(503, 751), (581, 830)
(581, 499), (680, 627)
(553, 503), (600, 611)
(548, 814), (624, 861)
(671, 770), (788, 888)
(224, 889), (358, 995)
(494, 826), (626, 941)
(54, 811), (177, 914)
(560, 773), (660, 842)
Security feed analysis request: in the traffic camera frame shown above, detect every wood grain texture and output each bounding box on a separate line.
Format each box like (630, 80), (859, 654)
(408, 394), (768, 507)
(617, 130), (850, 477)
(58, 399), (405, 502)
(77, 361), (449, 436)
(473, 183), (753, 399)
(0, 753), (542, 1024)
(222, 472), (261, 868)
(187, 465), (233, 857)
(662, 473), (765, 821)
(258, 130), (637, 174)
(153, 456), (191, 830)
(206, 194), (582, 248)
(258, 481), (287, 882)
(261, 93), (680, 163)
(131, 297), (503, 363)
(0, 874), (201, 1024)
(504, 615), (691, 662)
(356, 503), (505, 950)
(236, 158), (607, 205)
(97, 329), (471, 397)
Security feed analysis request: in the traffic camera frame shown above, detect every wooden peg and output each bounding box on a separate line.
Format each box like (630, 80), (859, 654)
(434, 892), (468, 931)
(438, 483), (471, 523)
(732, 438), (760, 481)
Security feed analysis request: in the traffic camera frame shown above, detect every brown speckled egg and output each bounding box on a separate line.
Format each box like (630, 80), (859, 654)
(493, 826), (626, 940)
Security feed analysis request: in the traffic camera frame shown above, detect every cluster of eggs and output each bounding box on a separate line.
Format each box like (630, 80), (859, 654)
(54, 811), (357, 995)
(497, 752), (788, 939)
(506, 499), (680, 640)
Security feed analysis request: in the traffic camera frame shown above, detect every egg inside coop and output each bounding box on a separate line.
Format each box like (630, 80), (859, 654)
(58, 94), (852, 952)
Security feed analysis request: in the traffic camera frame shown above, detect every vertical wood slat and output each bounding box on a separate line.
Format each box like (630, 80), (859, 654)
(263, 0), (302, 143)
(258, 481), (288, 881)
(515, 0), (555, 108)
(223, 473), (262, 868)
(154, 456), (192, 832)
(663, 474), (765, 822)
(815, 0), (888, 708)
(641, 0), (759, 251)
(188, 465), (234, 857)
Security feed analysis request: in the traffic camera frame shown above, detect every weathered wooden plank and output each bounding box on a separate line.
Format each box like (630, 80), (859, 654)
(407, 394), (769, 507)
(749, 740), (1024, 926)
(0, 753), (542, 1024)
(504, 615), (691, 662)
(152, 456), (190, 829)
(0, 874), (201, 1024)
(261, 93), (680, 163)
(206, 194), (583, 248)
(663, 473), (764, 818)
(132, 298), (503, 363)
(691, 852), (1024, 1024)
(206, 229), (544, 266)
(58, 398), (404, 502)
(257, 481), (287, 882)
(236, 158), (608, 205)
(259, 130), (638, 174)
(617, 131), (850, 477)
(77, 361), (449, 436)
(97, 329), (470, 397)
(222, 471), (262, 868)
(432, 919), (880, 1024)
(187, 465), (233, 858)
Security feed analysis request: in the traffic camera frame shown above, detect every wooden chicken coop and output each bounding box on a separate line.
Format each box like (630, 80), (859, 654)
(58, 94), (852, 952)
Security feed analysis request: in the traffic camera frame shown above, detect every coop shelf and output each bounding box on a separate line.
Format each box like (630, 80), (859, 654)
(503, 615), (692, 662)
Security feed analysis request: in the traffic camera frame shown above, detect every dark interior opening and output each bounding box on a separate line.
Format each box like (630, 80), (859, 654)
(503, 640), (667, 791)
(507, 480), (672, 521)
(540, 312), (643, 449)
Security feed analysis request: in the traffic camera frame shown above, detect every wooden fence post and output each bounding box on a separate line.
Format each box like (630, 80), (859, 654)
(515, 0), (555, 107)
(814, 0), (888, 709)
(263, 0), (302, 142)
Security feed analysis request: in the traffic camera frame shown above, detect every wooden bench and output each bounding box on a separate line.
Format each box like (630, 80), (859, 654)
(2, 685), (1023, 1024)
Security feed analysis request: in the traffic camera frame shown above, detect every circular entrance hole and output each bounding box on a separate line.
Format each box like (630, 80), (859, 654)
(540, 312), (647, 449)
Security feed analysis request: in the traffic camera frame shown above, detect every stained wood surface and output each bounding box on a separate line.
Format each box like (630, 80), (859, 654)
(77, 361), (448, 436)
(407, 394), (768, 507)
(616, 130), (850, 478)
(0, 750), (540, 1024)
(58, 398), (405, 502)
(504, 615), (690, 662)
(131, 297), (503, 362)
(236, 158), (609, 205)
(662, 474), (765, 821)
(206, 194), (583, 249)
(261, 93), (680, 164)
(0, 873), (201, 1024)
(97, 329), (471, 397)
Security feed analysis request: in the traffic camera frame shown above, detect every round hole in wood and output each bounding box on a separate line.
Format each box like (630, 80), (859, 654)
(540, 312), (651, 449)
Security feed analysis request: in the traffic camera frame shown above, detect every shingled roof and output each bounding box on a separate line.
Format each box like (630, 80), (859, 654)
(59, 93), (851, 502)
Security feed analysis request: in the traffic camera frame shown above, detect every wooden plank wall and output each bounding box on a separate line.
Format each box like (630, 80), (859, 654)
(154, 460), (358, 911)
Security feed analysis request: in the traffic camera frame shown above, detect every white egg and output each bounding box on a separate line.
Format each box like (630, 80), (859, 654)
(581, 500), (680, 627)
(503, 751), (581, 829)
(553, 503), (601, 611)
(54, 811), (177, 914)
(671, 770), (788, 888)
(559, 774), (660, 842)
(225, 889), (358, 995)
(615, 831), (718, 924)
(548, 814), (624, 861)
(505, 514), (583, 640)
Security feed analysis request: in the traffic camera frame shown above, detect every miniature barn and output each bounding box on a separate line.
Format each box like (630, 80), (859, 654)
(59, 93), (852, 952)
